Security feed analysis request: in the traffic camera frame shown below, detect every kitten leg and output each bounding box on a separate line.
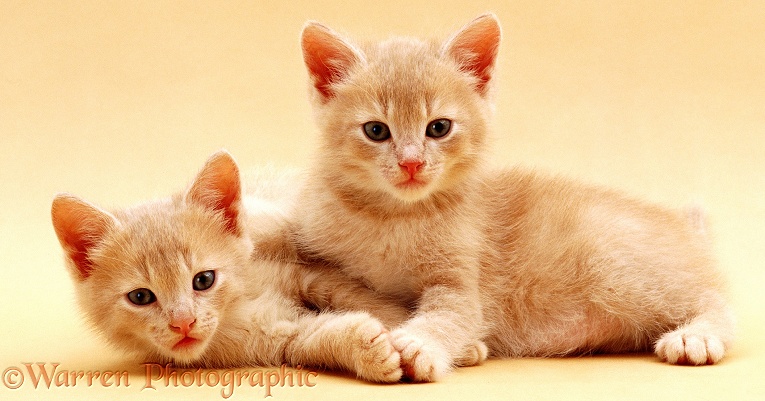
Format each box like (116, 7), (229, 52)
(285, 312), (403, 382)
(296, 264), (412, 328)
(390, 283), (483, 382)
(654, 296), (735, 365)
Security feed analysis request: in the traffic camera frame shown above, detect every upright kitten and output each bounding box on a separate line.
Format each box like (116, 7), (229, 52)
(50, 151), (408, 382)
(296, 14), (734, 381)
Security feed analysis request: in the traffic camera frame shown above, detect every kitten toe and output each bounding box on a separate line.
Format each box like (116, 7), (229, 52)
(353, 318), (403, 383)
(655, 329), (726, 365)
(454, 340), (488, 367)
(703, 336), (727, 364)
(391, 329), (450, 382)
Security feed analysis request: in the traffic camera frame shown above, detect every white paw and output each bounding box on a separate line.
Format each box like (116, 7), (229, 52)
(655, 329), (726, 365)
(391, 329), (450, 382)
(454, 340), (488, 367)
(352, 318), (403, 383)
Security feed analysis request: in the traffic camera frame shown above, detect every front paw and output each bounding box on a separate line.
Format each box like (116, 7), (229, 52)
(353, 318), (403, 383)
(390, 329), (451, 382)
(655, 328), (726, 365)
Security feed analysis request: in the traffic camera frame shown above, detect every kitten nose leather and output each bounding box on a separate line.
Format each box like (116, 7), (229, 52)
(399, 160), (423, 178)
(170, 316), (196, 336)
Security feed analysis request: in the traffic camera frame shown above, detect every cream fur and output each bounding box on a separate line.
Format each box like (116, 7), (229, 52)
(296, 14), (735, 381)
(51, 151), (410, 382)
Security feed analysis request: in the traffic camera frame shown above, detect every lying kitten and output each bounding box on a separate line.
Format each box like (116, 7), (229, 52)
(50, 150), (408, 382)
(295, 14), (735, 381)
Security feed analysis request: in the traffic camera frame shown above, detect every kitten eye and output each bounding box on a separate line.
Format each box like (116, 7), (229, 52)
(363, 121), (391, 142)
(193, 270), (215, 291)
(426, 119), (452, 138)
(127, 288), (156, 306)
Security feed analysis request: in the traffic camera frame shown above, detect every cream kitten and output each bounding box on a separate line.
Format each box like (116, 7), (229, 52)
(296, 14), (734, 381)
(50, 151), (408, 382)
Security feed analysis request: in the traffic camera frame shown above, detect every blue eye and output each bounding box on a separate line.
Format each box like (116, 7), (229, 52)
(426, 119), (452, 138)
(127, 288), (156, 305)
(363, 121), (391, 142)
(193, 270), (215, 291)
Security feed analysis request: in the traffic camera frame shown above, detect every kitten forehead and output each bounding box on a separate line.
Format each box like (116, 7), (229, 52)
(93, 198), (231, 293)
(368, 36), (439, 55)
(363, 38), (442, 88)
(146, 253), (194, 295)
(353, 38), (475, 124)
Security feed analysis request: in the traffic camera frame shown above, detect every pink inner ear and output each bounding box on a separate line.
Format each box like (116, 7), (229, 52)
(65, 235), (98, 279)
(446, 15), (501, 94)
(187, 151), (242, 235)
(302, 23), (359, 99)
(210, 175), (240, 234)
(51, 195), (114, 280)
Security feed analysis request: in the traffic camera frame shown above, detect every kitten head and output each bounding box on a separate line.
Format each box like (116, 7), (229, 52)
(301, 14), (501, 203)
(51, 151), (253, 365)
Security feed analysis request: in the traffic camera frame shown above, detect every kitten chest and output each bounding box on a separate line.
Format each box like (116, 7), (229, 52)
(303, 204), (474, 304)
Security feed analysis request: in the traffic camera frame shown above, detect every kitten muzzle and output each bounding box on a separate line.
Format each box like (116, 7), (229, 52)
(172, 336), (201, 351)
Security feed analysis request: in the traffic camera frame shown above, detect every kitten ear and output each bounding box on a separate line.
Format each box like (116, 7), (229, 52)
(51, 194), (118, 280)
(442, 13), (502, 95)
(186, 150), (242, 235)
(301, 21), (363, 100)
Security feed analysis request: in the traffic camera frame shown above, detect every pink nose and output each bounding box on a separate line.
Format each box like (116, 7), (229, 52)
(169, 316), (196, 336)
(399, 160), (423, 177)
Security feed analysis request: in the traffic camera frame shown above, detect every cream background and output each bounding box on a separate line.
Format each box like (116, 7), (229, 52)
(1, 1), (763, 400)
